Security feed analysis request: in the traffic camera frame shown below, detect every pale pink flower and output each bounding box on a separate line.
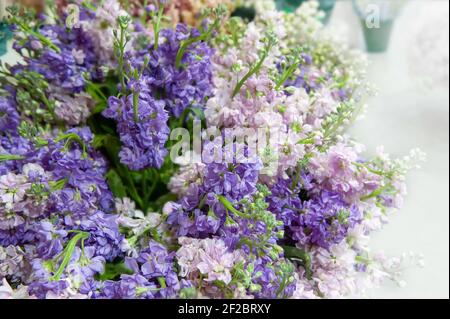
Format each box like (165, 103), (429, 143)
(168, 163), (205, 197)
(0, 279), (33, 299)
(176, 237), (243, 284)
(72, 48), (86, 65)
(52, 91), (93, 125)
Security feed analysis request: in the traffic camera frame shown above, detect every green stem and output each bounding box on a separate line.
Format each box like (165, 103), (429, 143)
(142, 0), (149, 24)
(158, 277), (167, 289)
(361, 185), (389, 201)
(282, 245), (313, 280)
(133, 91), (139, 123)
(297, 135), (315, 145)
(50, 231), (90, 281)
(55, 133), (88, 157)
(117, 165), (144, 209)
(49, 178), (68, 191)
(153, 5), (164, 51)
(85, 80), (108, 102)
(0, 154), (25, 162)
(232, 50), (269, 98)
(355, 255), (371, 265)
(37, 90), (56, 119)
(11, 17), (60, 53)
(115, 19), (129, 96)
(353, 162), (391, 178)
(175, 19), (219, 69)
(276, 60), (301, 90)
(0, 69), (11, 77)
(217, 196), (250, 219)
(146, 171), (159, 203)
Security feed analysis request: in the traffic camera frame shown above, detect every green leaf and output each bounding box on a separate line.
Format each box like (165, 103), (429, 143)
(179, 287), (197, 299)
(106, 169), (127, 198)
(189, 107), (206, 121)
(150, 193), (178, 213)
(282, 245), (313, 280)
(91, 102), (108, 115)
(0, 154), (25, 162)
(96, 262), (133, 281)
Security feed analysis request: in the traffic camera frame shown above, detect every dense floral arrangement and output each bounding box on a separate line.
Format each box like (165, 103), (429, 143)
(0, 0), (425, 299)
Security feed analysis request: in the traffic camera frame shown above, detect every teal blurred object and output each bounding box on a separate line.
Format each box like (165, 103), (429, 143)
(275, 0), (336, 24)
(0, 22), (12, 57)
(360, 19), (394, 53)
(353, 0), (405, 53)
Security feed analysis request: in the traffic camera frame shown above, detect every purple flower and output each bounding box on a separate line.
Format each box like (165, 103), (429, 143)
(268, 176), (362, 249)
(1, 124), (124, 294)
(102, 274), (158, 299)
(101, 241), (180, 299)
(167, 157), (262, 238)
(0, 97), (20, 134)
(78, 211), (124, 262)
(133, 24), (214, 118)
(103, 91), (170, 171)
(28, 280), (70, 299)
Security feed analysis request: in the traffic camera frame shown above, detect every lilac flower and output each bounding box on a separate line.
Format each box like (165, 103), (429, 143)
(308, 143), (382, 203)
(101, 241), (180, 299)
(67, 247), (106, 284)
(102, 274), (158, 299)
(103, 91), (170, 171)
(28, 280), (70, 299)
(9, 12), (107, 126)
(250, 257), (297, 299)
(0, 97), (20, 134)
(135, 24), (214, 118)
(0, 245), (28, 281)
(176, 237), (243, 284)
(77, 211), (125, 261)
(33, 221), (67, 260)
(52, 91), (93, 125)
(166, 156), (262, 238)
(268, 176), (362, 249)
(0, 123), (125, 296)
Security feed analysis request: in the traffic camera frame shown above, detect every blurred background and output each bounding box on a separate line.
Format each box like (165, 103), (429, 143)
(1, 0), (449, 299)
(328, 0), (449, 299)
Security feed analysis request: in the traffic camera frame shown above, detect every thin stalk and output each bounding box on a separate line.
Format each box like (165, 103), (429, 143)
(232, 45), (273, 98)
(275, 60), (301, 90)
(133, 92), (139, 123)
(0, 154), (25, 162)
(217, 196), (250, 219)
(50, 231), (89, 281)
(117, 25), (127, 95)
(175, 18), (220, 69)
(153, 5), (164, 51)
(10, 16), (60, 53)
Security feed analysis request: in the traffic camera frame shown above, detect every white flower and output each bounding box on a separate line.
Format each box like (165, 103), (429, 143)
(0, 279), (32, 299)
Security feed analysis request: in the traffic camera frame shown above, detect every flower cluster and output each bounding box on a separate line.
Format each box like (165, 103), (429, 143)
(101, 241), (182, 299)
(0, 99), (125, 298)
(100, 5), (216, 171)
(4, 4), (106, 126)
(0, 0), (424, 299)
(267, 175), (362, 249)
(137, 23), (215, 118)
(103, 89), (170, 170)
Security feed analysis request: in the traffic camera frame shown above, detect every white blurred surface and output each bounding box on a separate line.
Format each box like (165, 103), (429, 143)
(328, 0), (449, 299)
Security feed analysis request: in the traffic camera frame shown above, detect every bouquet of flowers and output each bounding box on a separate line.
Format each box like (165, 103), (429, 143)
(0, 0), (424, 299)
